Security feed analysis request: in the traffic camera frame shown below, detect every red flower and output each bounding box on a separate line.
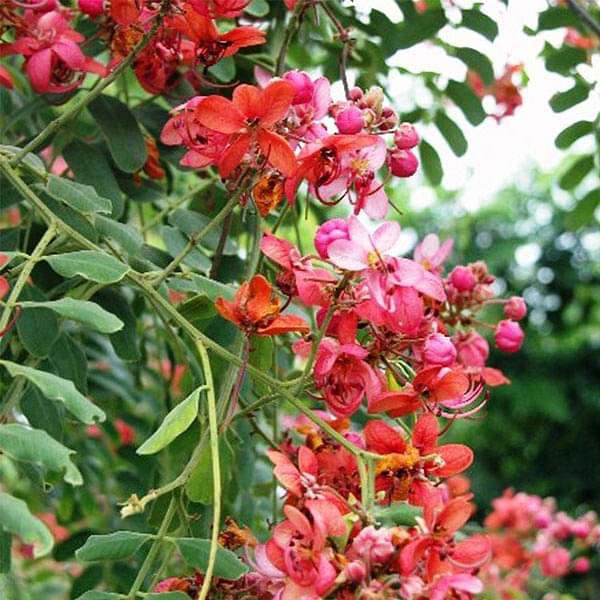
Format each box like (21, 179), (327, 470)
(195, 80), (297, 178)
(215, 274), (309, 336)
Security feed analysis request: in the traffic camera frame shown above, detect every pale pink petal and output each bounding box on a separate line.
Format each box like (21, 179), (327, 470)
(372, 220), (400, 254)
(327, 239), (369, 271)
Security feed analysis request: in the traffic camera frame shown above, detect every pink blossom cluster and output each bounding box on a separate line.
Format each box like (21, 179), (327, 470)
(161, 72), (421, 219)
(260, 216), (525, 420)
(481, 489), (598, 596)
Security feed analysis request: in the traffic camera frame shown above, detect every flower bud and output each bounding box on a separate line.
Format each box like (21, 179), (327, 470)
(79, 0), (105, 17)
(423, 333), (457, 366)
(394, 122), (420, 149)
(348, 87), (364, 102)
(572, 557), (591, 574)
(364, 86), (384, 112)
(495, 320), (524, 353)
(351, 526), (394, 563)
(283, 70), (314, 104)
(570, 521), (591, 538)
(335, 105), (364, 134)
(314, 218), (350, 259)
(345, 560), (367, 582)
(455, 331), (489, 368)
(389, 149), (419, 178)
(449, 265), (476, 292)
(504, 295), (527, 320)
(541, 547), (570, 577)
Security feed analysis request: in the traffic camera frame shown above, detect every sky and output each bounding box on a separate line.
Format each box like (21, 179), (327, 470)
(348, 0), (599, 212)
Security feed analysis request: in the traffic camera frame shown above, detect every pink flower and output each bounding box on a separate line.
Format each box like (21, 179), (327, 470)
(423, 333), (457, 367)
(1, 11), (106, 94)
(336, 105), (364, 134)
(572, 556), (591, 574)
(394, 122), (420, 149)
(429, 574), (483, 600)
(495, 320), (524, 353)
(78, 0), (105, 17)
(314, 218), (349, 259)
(327, 216), (400, 271)
(413, 233), (453, 272)
(455, 331), (489, 368)
(283, 69), (315, 104)
(449, 265), (476, 292)
(541, 547), (570, 577)
(313, 337), (382, 418)
(345, 560), (367, 582)
(350, 526), (394, 564)
(504, 296), (527, 320)
(389, 149), (418, 178)
(190, 0), (250, 18)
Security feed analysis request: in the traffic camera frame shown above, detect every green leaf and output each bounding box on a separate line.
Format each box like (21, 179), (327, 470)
(446, 80), (486, 126)
(186, 437), (234, 504)
(63, 140), (124, 219)
(95, 216), (143, 255)
(0, 361), (105, 424)
(49, 333), (88, 394)
(565, 188), (600, 230)
(22, 298), (124, 334)
(95, 291), (141, 362)
(88, 95), (147, 173)
(0, 531), (11, 574)
(373, 502), (422, 526)
(162, 226), (211, 272)
(175, 538), (249, 580)
(46, 175), (112, 215)
(246, 0), (269, 17)
(75, 593), (122, 600)
(549, 83), (590, 113)
(453, 47), (494, 86)
(169, 273), (235, 302)
(76, 531), (151, 562)
(393, 9), (447, 49)
(20, 386), (64, 442)
(45, 251), (129, 284)
(137, 388), (201, 455)
(434, 111), (468, 156)
(559, 154), (594, 190)
(0, 492), (53, 558)
(169, 209), (237, 254)
(545, 45), (587, 74)
(177, 295), (217, 326)
(555, 120), (593, 149)
(537, 7), (579, 31)
(16, 287), (60, 359)
(460, 9), (498, 41)
(0, 424), (83, 486)
(419, 140), (443, 186)
(208, 56), (236, 83)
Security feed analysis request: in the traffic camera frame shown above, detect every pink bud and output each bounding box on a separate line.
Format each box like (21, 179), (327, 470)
(449, 266), (476, 292)
(335, 106), (364, 134)
(455, 331), (489, 368)
(571, 521), (591, 538)
(351, 526), (394, 563)
(314, 218), (349, 259)
(541, 547), (570, 578)
(283, 70), (314, 105)
(348, 87), (364, 102)
(79, 0), (104, 16)
(389, 149), (419, 178)
(423, 333), (457, 367)
(504, 296), (527, 320)
(394, 122), (420, 149)
(572, 557), (591, 574)
(495, 320), (524, 353)
(0, 276), (9, 301)
(345, 560), (366, 582)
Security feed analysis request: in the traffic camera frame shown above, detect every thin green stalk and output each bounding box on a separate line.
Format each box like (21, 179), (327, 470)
(126, 496), (176, 600)
(0, 224), (56, 334)
(195, 341), (221, 600)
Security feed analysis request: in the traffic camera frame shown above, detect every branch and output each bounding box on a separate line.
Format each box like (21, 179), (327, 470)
(566, 0), (600, 38)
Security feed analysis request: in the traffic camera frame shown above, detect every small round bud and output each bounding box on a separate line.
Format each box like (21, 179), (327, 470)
(423, 333), (457, 366)
(495, 320), (525, 353)
(314, 218), (350, 259)
(394, 122), (420, 149)
(79, 0), (104, 16)
(449, 266), (476, 292)
(504, 296), (527, 320)
(335, 105), (364, 134)
(389, 149), (419, 178)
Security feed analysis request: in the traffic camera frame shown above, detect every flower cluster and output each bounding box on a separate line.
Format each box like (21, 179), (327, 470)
(480, 489), (599, 597)
(467, 64), (524, 122)
(161, 70), (421, 219)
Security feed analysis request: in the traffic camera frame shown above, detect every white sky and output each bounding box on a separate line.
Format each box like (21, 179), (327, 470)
(350, 0), (599, 212)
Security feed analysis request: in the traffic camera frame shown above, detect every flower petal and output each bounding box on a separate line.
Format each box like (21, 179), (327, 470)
(218, 132), (251, 178)
(196, 96), (246, 134)
(257, 129), (297, 176)
(260, 80), (295, 127)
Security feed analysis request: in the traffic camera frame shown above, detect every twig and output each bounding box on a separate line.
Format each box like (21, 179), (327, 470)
(566, 0), (600, 38)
